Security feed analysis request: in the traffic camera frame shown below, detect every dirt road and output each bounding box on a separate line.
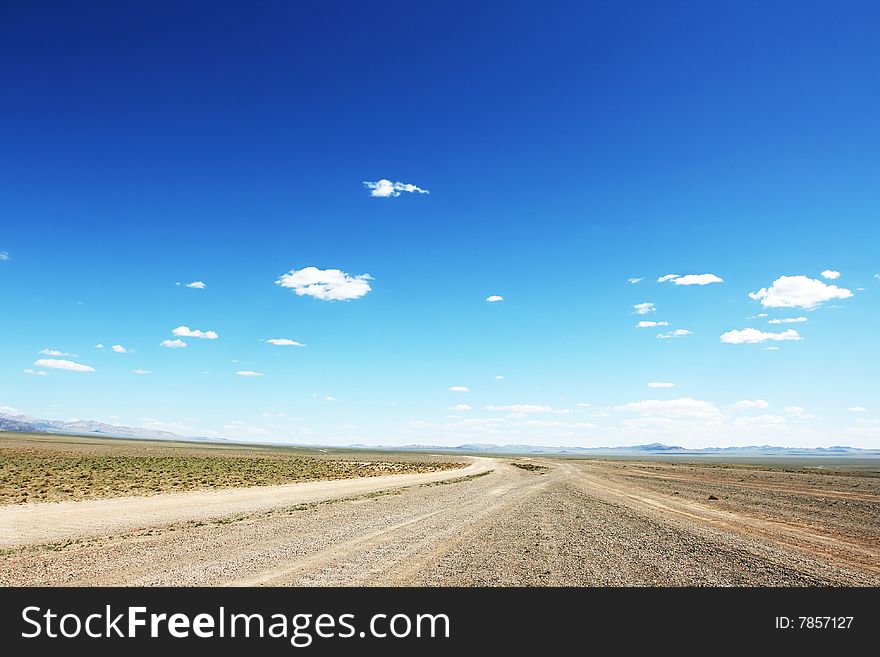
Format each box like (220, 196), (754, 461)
(1, 458), (877, 586)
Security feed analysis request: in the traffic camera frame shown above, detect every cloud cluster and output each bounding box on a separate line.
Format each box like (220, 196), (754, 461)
(485, 404), (568, 415)
(266, 338), (305, 347)
(633, 302), (655, 315)
(658, 274), (723, 286)
(363, 179), (429, 197)
(748, 275), (852, 309)
(657, 329), (691, 339)
(614, 397), (720, 419)
(33, 358), (95, 372)
(719, 328), (802, 344)
(276, 267), (373, 301)
(172, 326), (219, 339)
(767, 317), (807, 324)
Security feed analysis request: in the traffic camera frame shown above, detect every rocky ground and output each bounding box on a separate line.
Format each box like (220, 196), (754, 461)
(1, 456), (877, 586)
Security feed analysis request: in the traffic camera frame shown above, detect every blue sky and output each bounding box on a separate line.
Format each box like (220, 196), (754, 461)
(1, 1), (878, 447)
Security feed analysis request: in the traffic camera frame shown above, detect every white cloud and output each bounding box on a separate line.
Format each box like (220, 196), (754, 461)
(275, 266), (373, 301)
(325, 395), (336, 401)
(39, 348), (77, 357)
(733, 399), (770, 410)
(34, 359), (95, 373)
(24, 369), (48, 376)
(637, 321), (669, 328)
(266, 338), (305, 347)
(633, 302), (655, 315)
(494, 375), (504, 380)
(657, 329), (691, 339)
(450, 404), (472, 411)
(848, 406), (868, 413)
(485, 404), (569, 415)
(0, 251), (9, 261)
(820, 270), (840, 280)
(94, 344), (105, 349)
(172, 326), (218, 340)
(648, 382), (676, 388)
(627, 277), (643, 284)
(184, 281), (206, 289)
(160, 339), (187, 349)
(767, 317), (807, 324)
(670, 274), (723, 286)
(111, 344), (130, 353)
(577, 402), (591, 408)
(236, 371), (264, 377)
(132, 369), (151, 375)
(784, 406), (804, 415)
(485, 295), (504, 302)
(363, 179), (429, 197)
(448, 386), (470, 392)
(614, 398), (721, 419)
(764, 346), (781, 351)
(720, 328), (802, 344)
(748, 275), (853, 309)
(657, 274), (680, 283)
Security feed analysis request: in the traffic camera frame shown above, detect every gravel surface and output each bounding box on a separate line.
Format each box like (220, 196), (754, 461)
(1, 458), (877, 586)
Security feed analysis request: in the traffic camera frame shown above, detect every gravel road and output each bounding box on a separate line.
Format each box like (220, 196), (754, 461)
(1, 458), (877, 586)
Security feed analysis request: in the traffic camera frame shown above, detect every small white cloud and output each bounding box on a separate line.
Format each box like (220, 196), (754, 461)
(172, 326), (218, 340)
(0, 251), (9, 261)
(494, 375), (504, 380)
(450, 404), (472, 411)
(767, 317), (807, 324)
(184, 281), (206, 289)
(784, 406), (804, 415)
(637, 321), (669, 328)
(748, 275), (853, 309)
(111, 344), (130, 353)
(820, 270), (840, 280)
(657, 274), (680, 283)
(485, 295), (504, 302)
(276, 266), (373, 301)
(627, 277), (643, 284)
(633, 302), (655, 315)
(449, 386), (470, 392)
(848, 406), (868, 413)
(325, 395), (336, 401)
(720, 328), (802, 344)
(266, 338), (305, 347)
(363, 179), (429, 197)
(670, 274), (723, 286)
(94, 343), (105, 349)
(34, 358), (95, 373)
(132, 369), (151, 375)
(39, 348), (77, 357)
(236, 370), (264, 377)
(733, 399), (770, 410)
(657, 329), (691, 339)
(160, 339), (187, 349)
(648, 382), (676, 388)
(577, 402), (591, 408)
(763, 346), (781, 351)
(24, 369), (48, 376)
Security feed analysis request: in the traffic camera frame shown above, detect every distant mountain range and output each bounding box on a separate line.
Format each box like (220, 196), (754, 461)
(2, 412), (877, 456)
(0, 413), (180, 440)
(352, 441), (880, 457)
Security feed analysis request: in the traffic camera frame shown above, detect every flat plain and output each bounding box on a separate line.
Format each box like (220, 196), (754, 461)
(1, 432), (878, 586)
